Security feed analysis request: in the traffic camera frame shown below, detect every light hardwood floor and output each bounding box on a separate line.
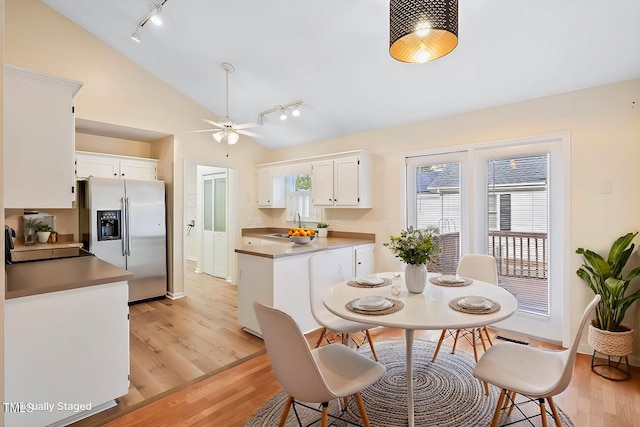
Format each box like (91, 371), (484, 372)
(72, 261), (265, 426)
(75, 265), (640, 426)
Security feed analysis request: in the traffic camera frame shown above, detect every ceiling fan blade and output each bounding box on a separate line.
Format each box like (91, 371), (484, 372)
(190, 128), (218, 133)
(237, 129), (262, 138)
(233, 122), (260, 130)
(201, 118), (224, 127)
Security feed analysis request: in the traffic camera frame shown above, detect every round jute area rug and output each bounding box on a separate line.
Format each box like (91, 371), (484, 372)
(244, 339), (574, 427)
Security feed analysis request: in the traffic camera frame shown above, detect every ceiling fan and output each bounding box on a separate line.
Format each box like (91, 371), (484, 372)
(192, 62), (260, 145)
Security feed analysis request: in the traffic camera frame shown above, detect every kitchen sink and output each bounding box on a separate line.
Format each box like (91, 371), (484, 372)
(265, 233), (290, 239)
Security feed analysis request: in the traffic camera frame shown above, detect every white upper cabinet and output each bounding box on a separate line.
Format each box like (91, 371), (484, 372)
(311, 151), (372, 208)
(256, 167), (286, 208)
(4, 65), (82, 208)
(76, 151), (158, 181)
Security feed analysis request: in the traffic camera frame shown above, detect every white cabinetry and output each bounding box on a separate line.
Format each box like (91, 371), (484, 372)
(256, 168), (286, 208)
(5, 281), (129, 427)
(4, 65), (82, 208)
(311, 151), (372, 208)
(76, 151), (158, 180)
(354, 243), (375, 277)
(237, 246), (354, 335)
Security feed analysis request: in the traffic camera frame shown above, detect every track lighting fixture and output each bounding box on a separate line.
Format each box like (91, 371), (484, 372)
(130, 0), (169, 43)
(258, 100), (303, 125)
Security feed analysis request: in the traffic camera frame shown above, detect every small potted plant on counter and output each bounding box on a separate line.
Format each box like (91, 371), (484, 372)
(35, 222), (54, 244)
(316, 222), (329, 238)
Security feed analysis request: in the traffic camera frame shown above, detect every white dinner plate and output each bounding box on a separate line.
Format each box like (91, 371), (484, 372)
(355, 276), (385, 286)
(356, 295), (387, 307)
(458, 297), (491, 310)
(439, 275), (465, 284)
(351, 299), (393, 311)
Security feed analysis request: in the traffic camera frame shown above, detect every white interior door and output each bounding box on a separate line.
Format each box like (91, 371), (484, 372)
(202, 172), (228, 279)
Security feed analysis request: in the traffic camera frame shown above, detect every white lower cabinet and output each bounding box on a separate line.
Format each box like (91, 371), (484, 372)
(5, 282), (129, 427)
(354, 243), (375, 278)
(237, 246), (355, 335)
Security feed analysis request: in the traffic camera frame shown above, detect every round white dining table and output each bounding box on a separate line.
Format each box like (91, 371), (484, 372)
(323, 272), (518, 427)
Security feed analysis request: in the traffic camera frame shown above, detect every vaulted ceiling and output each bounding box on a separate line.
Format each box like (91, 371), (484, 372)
(42, 0), (640, 150)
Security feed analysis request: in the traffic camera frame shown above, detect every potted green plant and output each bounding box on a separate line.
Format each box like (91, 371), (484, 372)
(384, 226), (441, 293)
(35, 221), (54, 243)
(576, 232), (640, 361)
(316, 222), (329, 238)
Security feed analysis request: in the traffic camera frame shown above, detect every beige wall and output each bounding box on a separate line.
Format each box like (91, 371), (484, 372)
(76, 133), (153, 158)
(264, 78), (640, 361)
(5, 0), (270, 296)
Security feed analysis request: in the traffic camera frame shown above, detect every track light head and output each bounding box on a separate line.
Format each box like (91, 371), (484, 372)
(150, 4), (163, 25)
(291, 106), (301, 117)
(131, 30), (142, 43)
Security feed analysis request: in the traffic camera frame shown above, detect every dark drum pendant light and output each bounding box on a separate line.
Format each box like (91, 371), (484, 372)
(390, 0), (458, 63)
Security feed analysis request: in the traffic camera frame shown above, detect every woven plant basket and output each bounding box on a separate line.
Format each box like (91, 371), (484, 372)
(587, 321), (634, 357)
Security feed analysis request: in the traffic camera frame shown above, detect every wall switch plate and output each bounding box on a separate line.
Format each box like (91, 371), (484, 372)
(381, 219), (392, 229)
(255, 216), (263, 224)
(333, 220), (343, 226)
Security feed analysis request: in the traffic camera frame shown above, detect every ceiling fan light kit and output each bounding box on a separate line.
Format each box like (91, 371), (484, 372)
(191, 62), (261, 145)
(390, 0), (458, 63)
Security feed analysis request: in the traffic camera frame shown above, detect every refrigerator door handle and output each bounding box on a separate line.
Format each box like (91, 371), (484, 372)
(123, 196), (131, 256)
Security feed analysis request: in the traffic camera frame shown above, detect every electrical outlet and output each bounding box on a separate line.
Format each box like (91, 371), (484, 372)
(333, 220), (342, 226)
(255, 216), (263, 224)
(381, 219), (392, 229)
(346, 220), (353, 228)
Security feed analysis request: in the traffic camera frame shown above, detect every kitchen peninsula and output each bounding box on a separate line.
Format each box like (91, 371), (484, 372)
(236, 229), (375, 335)
(5, 252), (132, 426)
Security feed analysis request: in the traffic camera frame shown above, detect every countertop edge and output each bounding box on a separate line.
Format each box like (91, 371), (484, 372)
(5, 256), (134, 300)
(235, 238), (375, 259)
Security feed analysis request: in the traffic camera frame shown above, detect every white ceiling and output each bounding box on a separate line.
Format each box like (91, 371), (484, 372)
(42, 0), (640, 150)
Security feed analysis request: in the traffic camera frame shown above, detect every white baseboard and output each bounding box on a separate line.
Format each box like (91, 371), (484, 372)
(166, 291), (185, 300)
(187, 256), (197, 262)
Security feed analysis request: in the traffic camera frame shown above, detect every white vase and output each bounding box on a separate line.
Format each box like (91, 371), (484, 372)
(405, 263), (428, 294)
(317, 228), (328, 238)
(36, 231), (51, 243)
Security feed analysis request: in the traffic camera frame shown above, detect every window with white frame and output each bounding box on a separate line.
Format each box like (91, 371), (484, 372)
(286, 174), (321, 223)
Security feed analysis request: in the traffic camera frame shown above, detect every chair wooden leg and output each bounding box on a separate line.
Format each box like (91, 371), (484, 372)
(471, 330), (479, 362)
(483, 326), (493, 345)
(314, 328), (327, 348)
(451, 329), (461, 354)
(354, 392), (371, 427)
(431, 330), (447, 362)
(278, 395), (294, 427)
(364, 329), (379, 361)
(478, 328), (488, 352)
(507, 391), (517, 415)
(321, 402), (329, 427)
(539, 398), (549, 427)
(547, 396), (563, 426)
(342, 396), (348, 411)
(483, 379), (489, 396)
(491, 389), (507, 427)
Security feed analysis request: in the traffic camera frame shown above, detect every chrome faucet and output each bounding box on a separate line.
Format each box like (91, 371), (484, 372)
(296, 212), (302, 228)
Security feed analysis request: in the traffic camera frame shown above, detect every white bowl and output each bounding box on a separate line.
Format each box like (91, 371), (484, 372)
(290, 235), (315, 245)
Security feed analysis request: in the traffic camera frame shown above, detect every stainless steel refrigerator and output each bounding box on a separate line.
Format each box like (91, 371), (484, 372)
(82, 177), (167, 303)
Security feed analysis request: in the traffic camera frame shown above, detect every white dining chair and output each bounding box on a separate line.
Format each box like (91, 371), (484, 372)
(308, 251), (379, 361)
(431, 253), (499, 363)
(474, 294), (600, 427)
(253, 302), (386, 427)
